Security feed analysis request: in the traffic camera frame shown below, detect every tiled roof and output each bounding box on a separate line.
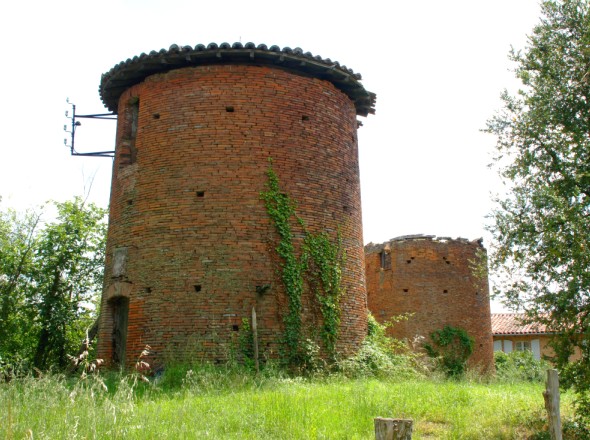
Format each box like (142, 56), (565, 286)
(99, 42), (377, 117)
(491, 313), (549, 335)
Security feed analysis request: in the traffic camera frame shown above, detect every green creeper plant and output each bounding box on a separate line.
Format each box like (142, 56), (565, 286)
(260, 163), (305, 365)
(302, 231), (345, 359)
(423, 325), (474, 377)
(261, 161), (345, 364)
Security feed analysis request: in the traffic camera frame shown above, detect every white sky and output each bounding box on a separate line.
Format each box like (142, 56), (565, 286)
(0, 1), (542, 311)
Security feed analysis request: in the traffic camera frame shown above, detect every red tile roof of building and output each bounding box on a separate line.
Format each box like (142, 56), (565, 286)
(491, 313), (550, 335)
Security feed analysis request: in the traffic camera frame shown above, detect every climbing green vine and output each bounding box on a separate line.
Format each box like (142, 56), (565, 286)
(302, 231), (345, 359)
(423, 325), (474, 377)
(261, 163), (305, 364)
(261, 161), (345, 364)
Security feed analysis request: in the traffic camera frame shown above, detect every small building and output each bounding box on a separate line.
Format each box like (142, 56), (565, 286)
(491, 313), (548, 360)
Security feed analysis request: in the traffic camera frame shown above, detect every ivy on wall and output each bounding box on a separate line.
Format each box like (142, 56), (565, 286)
(260, 163), (305, 364)
(423, 325), (474, 377)
(302, 232), (345, 359)
(261, 161), (345, 364)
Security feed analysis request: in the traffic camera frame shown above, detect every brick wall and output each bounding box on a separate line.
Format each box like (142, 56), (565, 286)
(97, 64), (368, 367)
(365, 236), (494, 370)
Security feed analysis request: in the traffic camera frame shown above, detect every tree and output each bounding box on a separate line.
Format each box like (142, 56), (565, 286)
(485, 0), (590, 424)
(0, 206), (41, 364)
(0, 197), (107, 370)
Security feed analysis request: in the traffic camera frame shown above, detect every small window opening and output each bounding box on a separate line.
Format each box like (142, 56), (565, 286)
(194, 285), (202, 292)
(153, 113), (160, 119)
(301, 115), (309, 121)
(196, 191), (205, 198)
(145, 287), (152, 294)
(443, 289), (448, 294)
(127, 200), (133, 206)
(406, 260), (412, 264)
(225, 106), (235, 112)
(232, 325), (239, 331)
(403, 289), (409, 293)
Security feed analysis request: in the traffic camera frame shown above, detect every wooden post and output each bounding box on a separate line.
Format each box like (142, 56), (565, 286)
(374, 417), (413, 440)
(251, 306), (259, 375)
(543, 369), (562, 440)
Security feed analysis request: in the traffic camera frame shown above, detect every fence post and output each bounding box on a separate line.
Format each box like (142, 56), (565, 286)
(543, 369), (562, 440)
(251, 306), (259, 375)
(374, 417), (413, 440)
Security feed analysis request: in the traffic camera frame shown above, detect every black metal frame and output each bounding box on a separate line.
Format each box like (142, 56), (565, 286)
(64, 100), (116, 158)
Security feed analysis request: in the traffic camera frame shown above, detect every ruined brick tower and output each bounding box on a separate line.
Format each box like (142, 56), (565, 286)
(96, 43), (376, 367)
(365, 235), (494, 370)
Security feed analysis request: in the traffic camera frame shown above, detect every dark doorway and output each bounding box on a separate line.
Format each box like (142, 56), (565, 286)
(110, 296), (129, 366)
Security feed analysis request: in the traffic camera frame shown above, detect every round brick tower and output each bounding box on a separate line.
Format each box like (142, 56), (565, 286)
(96, 42), (376, 367)
(365, 235), (494, 371)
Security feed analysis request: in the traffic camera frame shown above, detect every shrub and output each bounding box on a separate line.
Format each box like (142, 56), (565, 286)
(494, 350), (549, 383)
(338, 314), (422, 379)
(423, 325), (474, 377)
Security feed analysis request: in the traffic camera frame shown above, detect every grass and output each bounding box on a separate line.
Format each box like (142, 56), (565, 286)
(1, 364), (573, 439)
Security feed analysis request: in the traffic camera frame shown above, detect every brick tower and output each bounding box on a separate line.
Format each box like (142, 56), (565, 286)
(365, 235), (494, 370)
(96, 43), (375, 367)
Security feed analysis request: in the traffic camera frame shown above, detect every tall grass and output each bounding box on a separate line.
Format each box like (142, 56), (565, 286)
(1, 364), (571, 439)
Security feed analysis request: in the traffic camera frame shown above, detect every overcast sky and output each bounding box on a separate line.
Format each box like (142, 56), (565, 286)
(1, 1), (541, 259)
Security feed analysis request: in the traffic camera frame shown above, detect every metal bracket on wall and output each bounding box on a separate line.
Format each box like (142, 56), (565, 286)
(64, 98), (116, 158)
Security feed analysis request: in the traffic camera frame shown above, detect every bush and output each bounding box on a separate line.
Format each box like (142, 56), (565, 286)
(423, 325), (474, 377)
(494, 350), (549, 383)
(338, 314), (422, 379)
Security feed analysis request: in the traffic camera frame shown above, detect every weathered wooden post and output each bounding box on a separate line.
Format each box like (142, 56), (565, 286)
(543, 369), (562, 440)
(251, 306), (259, 375)
(374, 417), (413, 440)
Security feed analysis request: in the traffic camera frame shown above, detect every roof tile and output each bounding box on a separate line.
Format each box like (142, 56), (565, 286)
(491, 313), (549, 335)
(99, 42), (376, 116)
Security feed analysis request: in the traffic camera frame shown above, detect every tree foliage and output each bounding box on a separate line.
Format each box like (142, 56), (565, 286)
(485, 0), (590, 419)
(0, 197), (107, 370)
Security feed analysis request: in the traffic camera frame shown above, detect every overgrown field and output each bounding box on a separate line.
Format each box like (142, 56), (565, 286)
(1, 366), (572, 439)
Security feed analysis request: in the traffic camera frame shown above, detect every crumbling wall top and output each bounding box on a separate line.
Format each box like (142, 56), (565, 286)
(365, 234), (484, 254)
(99, 42), (376, 116)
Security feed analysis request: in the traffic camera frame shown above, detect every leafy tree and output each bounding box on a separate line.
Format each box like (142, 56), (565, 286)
(0, 197), (107, 370)
(485, 0), (590, 421)
(0, 206), (41, 364)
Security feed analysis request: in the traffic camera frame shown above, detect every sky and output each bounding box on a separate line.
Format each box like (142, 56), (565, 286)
(0, 1), (543, 310)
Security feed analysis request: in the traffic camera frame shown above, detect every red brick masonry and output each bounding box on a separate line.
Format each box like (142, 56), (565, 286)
(365, 235), (494, 370)
(97, 63), (369, 366)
